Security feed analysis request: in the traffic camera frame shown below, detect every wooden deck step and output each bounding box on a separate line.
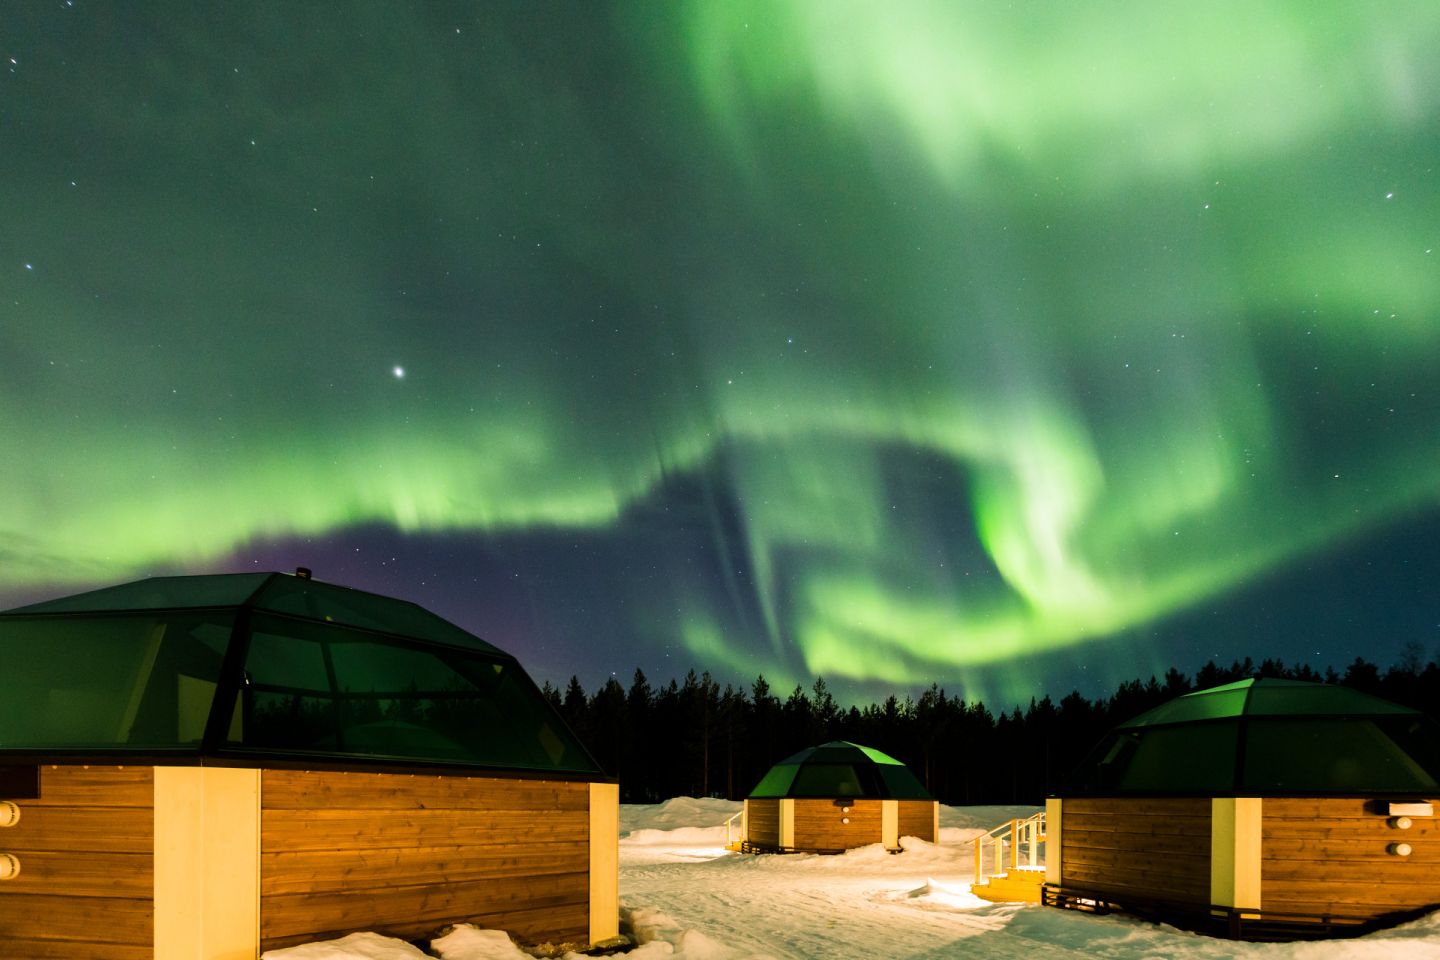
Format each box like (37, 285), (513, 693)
(972, 868), (1046, 903)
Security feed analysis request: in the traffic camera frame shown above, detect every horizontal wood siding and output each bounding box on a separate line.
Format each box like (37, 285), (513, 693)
(260, 770), (591, 950)
(746, 799), (779, 847)
(1262, 797), (1440, 921)
(898, 800), (937, 842)
(794, 798), (881, 851)
(0, 765), (154, 957)
(1060, 797), (1210, 904)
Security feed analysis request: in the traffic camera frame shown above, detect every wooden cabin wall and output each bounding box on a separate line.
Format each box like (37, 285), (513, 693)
(1059, 797), (1211, 905)
(259, 770), (591, 951)
(793, 798), (881, 851)
(897, 800), (936, 842)
(0, 765), (155, 959)
(1261, 797), (1440, 922)
(746, 799), (779, 847)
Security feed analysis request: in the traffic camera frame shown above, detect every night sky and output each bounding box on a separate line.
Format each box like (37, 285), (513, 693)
(4, 2), (1440, 707)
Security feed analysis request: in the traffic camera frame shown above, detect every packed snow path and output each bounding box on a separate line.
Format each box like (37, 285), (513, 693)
(623, 853), (1096, 959)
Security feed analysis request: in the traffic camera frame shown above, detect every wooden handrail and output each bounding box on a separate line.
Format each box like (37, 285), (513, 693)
(724, 810), (743, 849)
(971, 810), (1047, 887)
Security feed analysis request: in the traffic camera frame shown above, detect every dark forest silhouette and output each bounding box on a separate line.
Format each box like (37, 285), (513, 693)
(542, 647), (1440, 805)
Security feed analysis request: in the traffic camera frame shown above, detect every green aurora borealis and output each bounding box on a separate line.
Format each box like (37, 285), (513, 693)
(3, 2), (1440, 702)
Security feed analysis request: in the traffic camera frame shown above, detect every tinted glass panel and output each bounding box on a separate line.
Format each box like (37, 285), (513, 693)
(1246, 684), (1416, 717)
(806, 745), (860, 764)
(1242, 718), (1440, 792)
(1080, 721), (1239, 792)
(234, 613), (597, 772)
(877, 765), (933, 799)
(857, 744), (905, 766)
(750, 763), (800, 797)
(5, 574), (268, 614)
(0, 613), (233, 748)
(245, 626), (331, 690)
(1125, 688), (1248, 727)
(1381, 716), (1440, 784)
(789, 763), (878, 797)
(252, 579), (498, 653)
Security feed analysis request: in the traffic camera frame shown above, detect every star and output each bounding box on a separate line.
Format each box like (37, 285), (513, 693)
(392, 366), (405, 379)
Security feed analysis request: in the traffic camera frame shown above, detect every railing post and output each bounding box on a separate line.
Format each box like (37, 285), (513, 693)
(1010, 819), (1019, 870)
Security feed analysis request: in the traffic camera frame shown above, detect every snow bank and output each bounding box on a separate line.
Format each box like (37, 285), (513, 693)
(624, 825), (731, 848)
(264, 926), (582, 960)
(431, 925), (533, 960)
(620, 796), (742, 836)
(619, 798), (743, 865)
(900, 876), (990, 909)
(626, 905), (760, 959)
(260, 932), (430, 959)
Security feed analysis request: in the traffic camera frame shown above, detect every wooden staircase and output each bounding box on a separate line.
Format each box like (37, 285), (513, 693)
(972, 866), (1046, 903)
(970, 811), (1046, 903)
(724, 810), (744, 852)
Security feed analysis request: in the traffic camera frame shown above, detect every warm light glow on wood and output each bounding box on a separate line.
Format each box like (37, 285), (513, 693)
(153, 767), (260, 960)
(589, 782), (620, 945)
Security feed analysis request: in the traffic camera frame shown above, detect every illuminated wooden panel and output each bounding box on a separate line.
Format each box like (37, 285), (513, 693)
(589, 782), (619, 944)
(153, 765), (261, 960)
(259, 769), (592, 951)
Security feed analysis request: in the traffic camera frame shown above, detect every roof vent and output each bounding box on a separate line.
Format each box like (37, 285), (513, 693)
(295, 567), (313, 580)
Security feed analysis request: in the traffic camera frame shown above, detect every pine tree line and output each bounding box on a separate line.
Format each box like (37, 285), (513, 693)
(541, 650), (1440, 805)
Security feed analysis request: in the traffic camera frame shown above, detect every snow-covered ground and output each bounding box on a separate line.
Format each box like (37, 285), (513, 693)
(265, 798), (1440, 960)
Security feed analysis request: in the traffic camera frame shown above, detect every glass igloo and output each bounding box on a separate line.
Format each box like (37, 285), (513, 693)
(0, 570), (600, 775)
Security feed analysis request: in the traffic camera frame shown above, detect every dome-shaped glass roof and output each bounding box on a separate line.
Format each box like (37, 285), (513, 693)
(0, 572), (602, 777)
(1068, 678), (1439, 796)
(748, 740), (933, 800)
(7, 572), (500, 654)
(1119, 677), (1418, 727)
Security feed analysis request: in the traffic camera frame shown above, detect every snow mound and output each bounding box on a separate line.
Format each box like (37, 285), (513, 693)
(939, 804), (1044, 830)
(625, 926), (737, 959)
(260, 932), (429, 959)
(938, 804), (1045, 845)
(625, 825), (730, 847)
(621, 796), (742, 835)
(431, 925), (532, 960)
(904, 877), (976, 902)
(626, 905), (772, 959)
(939, 825), (988, 844)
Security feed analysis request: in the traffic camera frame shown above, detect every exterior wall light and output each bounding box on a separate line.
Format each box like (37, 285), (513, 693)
(0, 801), (18, 827)
(1387, 843), (1413, 857)
(0, 852), (18, 880)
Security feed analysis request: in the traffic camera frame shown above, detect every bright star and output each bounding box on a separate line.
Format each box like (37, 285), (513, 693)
(393, 366), (405, 379)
